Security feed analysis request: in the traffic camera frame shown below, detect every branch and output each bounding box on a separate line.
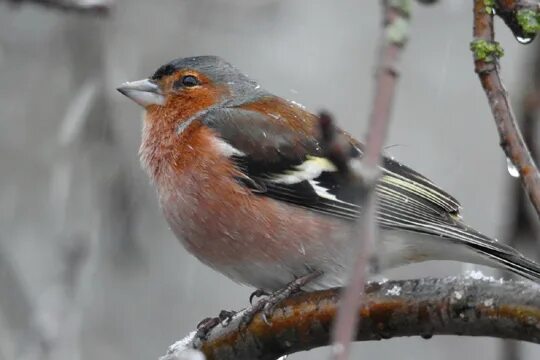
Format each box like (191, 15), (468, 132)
(502, 35), (540, 359)
(472, 0), (540, 218)
(0, 242), (32, 359)
(494, 0), (540, 43)
(330, 1), (411, 358)
(505, 23), (540, 260)
(160, 276), (540, 360)
(3, 0), (113, 14)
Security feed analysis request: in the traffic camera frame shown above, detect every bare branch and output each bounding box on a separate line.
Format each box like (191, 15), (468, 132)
(2, 0), (113, 14)
(329, 1), (411, 358)
(502, 34), (540, 359)
(472, 0), (540, 218)
(415, 0), (439, 4)
(20, 15), (133, 360)
(0, 243), (32, 359)
(161, 277), (540, 360)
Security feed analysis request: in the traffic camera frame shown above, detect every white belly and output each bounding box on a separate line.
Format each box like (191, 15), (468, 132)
(216, 228), (493, 292)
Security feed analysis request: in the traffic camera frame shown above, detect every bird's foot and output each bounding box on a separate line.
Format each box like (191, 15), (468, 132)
(195, 310), (237, 339)
(241, 270), (322, 327)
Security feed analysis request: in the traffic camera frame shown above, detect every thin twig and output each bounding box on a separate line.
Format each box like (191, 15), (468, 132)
(0, 242), (32, 360)
(472, 0), (540, 218)
(161, 277), (540, 360)
(3, 0), (113, 14)
(329, 2), (411, 359)
(501, 35), (540, 360)
(507, 32), (540, 258)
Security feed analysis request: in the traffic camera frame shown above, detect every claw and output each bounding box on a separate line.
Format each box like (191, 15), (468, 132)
(262, 302), (275, 325)
(249, 289), (269, 305)
(261, 311), (272, 325)
(197, 317), (217, 330)
(195, 309), (237, 339)
(195, 317), (220, 340)
(218, 310), (236, 327)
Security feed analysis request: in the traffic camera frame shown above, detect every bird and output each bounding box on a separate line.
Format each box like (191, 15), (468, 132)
(117, 55), (540, 312)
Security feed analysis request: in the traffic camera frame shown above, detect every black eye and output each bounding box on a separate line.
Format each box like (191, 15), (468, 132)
(178, 75), (200, 87)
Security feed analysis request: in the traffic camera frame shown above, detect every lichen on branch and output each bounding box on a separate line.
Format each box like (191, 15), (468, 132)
(517, 8), (540, 37)
(470, 39), (505, 61)
(484, 0), (496, 14)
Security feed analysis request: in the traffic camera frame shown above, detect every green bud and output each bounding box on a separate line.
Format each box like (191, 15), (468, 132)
(516, 9), (540, 36)
(470, 39), (504, 62)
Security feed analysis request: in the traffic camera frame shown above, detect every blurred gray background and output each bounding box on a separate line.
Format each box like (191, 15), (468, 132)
(1, 0), (539, 359)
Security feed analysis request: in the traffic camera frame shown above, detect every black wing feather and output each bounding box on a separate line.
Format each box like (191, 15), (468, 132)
(199, 105), (540, 281)
(202, 106), (459, 221)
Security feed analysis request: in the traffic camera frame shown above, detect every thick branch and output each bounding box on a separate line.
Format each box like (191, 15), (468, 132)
(472, 0), (540, 218)
(330, 2), (411, 359)
(161, 277), (540, 360)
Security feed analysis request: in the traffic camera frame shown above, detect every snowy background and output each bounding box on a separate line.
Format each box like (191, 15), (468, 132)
(0, 0), (539, 359)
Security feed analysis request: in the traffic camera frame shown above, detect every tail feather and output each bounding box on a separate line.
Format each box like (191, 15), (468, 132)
(459, 225), (540, 281)
(469, 242), (540, 281)
(430, 219), (540, 282)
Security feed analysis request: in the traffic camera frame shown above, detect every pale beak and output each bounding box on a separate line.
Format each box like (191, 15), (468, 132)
(117, 79), (165, 107)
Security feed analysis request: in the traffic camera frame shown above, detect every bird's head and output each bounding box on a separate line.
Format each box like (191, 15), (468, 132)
(117, 56), (263, 124)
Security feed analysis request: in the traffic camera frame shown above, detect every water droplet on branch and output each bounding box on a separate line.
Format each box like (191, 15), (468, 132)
(516, 35), (534, 44)
(506, 158), (520, 178)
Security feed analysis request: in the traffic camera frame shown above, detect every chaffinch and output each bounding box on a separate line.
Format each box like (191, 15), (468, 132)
(118, 56), (540, 295)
